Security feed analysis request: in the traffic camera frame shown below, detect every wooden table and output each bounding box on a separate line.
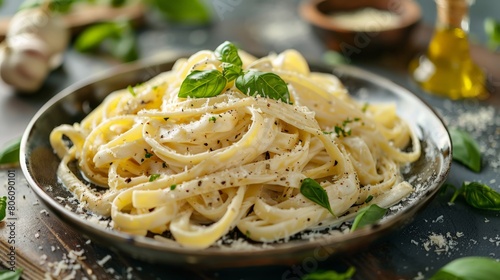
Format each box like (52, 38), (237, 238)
(1, 1), (499, 279)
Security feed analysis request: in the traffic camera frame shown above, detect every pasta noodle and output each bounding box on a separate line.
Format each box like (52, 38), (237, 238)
(50, 46), (421, 249)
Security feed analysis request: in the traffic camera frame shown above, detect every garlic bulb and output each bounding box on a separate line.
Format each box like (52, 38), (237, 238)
(0, 7), (69, 93)
(0, 45), (50, 92)
(7, 8), (69, 65)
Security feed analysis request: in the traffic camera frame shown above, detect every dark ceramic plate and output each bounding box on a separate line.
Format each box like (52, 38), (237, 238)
(20, 57), (452, 267)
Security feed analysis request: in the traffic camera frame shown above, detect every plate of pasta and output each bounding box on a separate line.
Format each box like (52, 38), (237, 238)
(21, 42), (452, 266)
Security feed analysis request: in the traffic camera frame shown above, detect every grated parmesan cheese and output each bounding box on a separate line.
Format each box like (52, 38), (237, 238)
(97, 255), (112, 267)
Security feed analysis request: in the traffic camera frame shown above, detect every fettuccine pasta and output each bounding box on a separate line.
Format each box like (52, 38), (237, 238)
(50, 46), (421, 249)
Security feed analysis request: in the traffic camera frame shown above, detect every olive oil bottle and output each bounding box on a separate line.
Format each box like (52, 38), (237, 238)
(409, 0), (486, 99)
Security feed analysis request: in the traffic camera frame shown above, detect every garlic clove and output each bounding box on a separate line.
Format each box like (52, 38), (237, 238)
(7, 8), (69, 56)
(0, 46), (50, 93)
(6, 33), (51, 62)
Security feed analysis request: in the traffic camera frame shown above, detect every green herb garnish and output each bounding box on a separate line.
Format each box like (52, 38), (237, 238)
(214, 41), (243, 67)
(0, 268), (23, 280)
(324, 118), (360, 137)
(170, 184), (177, 190)
(127, 85), (136, 97)
(302, 266), (355, 280)
(221, 62), (243, 82)
(449, 128), (481, 172)
(149, 174), (160, 182)
(0, 196), (7, 222)
(209, 116), (217, 123)
(351, 204), (387, 231)
(300, 178), (335, 217)
(235, 70), (290, 103)
(361, 103), (369, 113)
(447, 182), (500, 211)
(178, 70), (227, 98)
(364, 195), (374, 203)
(0, 138), (21, 166)
(178, 41), (290, 102)
(431, 256), (500, 280)
(144, 150), (154, 158)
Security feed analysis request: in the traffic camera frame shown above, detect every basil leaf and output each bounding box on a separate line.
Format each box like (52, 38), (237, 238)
(20, 0), (75, 13)
(109, 26), (139, 62)
(485, 18), (500, 50)
(0, 268), (23, 280)
(75, 21), (138, 62)
(300, 178), (335, 216)
(111, 0), (127, 7)
(0, 138), (21, 166)
(221, 62), (242, 82)
(451, 182), (500, 210)
(214, 41), (243, 67)
(351, 204), (387, 231)
(235, 70), (290, 102)
(449, 128), (481, 172)
(151, 0), (211, 25)
(302, 267), (355, 280)
(74, 22), (122, 52)
(178, 70), (227, 98)
(431, 256), (500, 280)
(0, 196), (6, 222)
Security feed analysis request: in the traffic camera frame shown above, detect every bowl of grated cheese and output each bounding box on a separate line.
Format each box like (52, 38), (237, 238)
(300, 0), (422, 57)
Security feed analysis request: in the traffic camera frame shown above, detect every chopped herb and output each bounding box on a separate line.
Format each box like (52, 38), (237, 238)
(361, 103), (369, 113)
(449, 128), (481, 172)
(149, 174), (160, 182)
(162, 162), (168, 168)
(334, 125), (351, 137)
(302, 266), (355, 280)
(300, 178), (335, 217)
(127, 85), (136, 97)
(0, 196), (6, 222)
(170, 184), (177, 190)
(351, 204), (387, 231)
(144, 150), (153, 158)
(364, 195), (373, 203)
(325, 118), (360, 137)
(209, 116), (217, 123)
(431, 256), (500, 280)
(447, 182), (500, 211)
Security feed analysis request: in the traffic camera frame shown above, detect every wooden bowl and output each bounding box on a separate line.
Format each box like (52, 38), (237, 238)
(300, 0), (421, 58)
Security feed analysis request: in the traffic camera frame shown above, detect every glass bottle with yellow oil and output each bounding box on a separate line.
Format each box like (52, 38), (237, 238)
(409, 0), (486, 99)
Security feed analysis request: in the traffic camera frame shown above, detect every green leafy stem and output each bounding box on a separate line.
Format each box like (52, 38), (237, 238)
(442, 181), (500, 211)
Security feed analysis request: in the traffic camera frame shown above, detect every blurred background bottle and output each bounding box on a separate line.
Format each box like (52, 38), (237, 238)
(409, 0), (486, 99)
